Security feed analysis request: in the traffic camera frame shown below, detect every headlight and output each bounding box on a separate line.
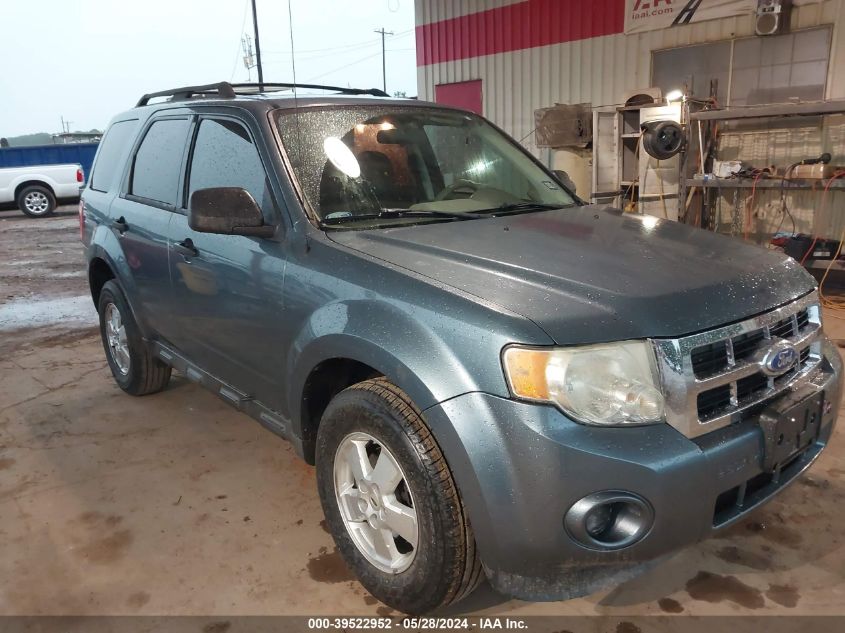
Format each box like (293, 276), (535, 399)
(502, 341), (665, 426)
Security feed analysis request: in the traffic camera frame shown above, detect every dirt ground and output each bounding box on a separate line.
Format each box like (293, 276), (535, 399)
(1, 206), (845, 619)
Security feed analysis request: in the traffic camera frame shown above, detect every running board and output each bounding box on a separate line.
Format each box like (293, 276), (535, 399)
(151, 341), (301, 455)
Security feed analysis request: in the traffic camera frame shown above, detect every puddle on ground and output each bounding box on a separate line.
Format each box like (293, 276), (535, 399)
(685, 571), (765, 609)
(766, 584), (799, 608)
(657, 597), (684, 613)
(307, 546), (354, 583)
(714, 545), (773, 571)
(0, 295), (96, 331)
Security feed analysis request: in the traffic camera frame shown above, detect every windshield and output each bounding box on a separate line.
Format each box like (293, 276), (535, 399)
(276, 105), (575, 226)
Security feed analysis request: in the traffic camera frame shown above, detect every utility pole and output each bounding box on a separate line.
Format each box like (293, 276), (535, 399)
(374, 27), (393, 93)
(242, 34), (256, 81)
(251, 0), (264, 89)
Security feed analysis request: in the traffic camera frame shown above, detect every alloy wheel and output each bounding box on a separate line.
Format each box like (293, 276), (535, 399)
(104, 303), (131, 375)
(333, 432), (418, 574)
(24, 191), (50, 215)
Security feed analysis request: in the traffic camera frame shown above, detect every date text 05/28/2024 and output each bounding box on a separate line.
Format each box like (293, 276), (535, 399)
(306, 617), (528, 629)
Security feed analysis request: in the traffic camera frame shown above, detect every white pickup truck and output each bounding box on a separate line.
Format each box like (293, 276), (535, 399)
(0, 164), (84, 217)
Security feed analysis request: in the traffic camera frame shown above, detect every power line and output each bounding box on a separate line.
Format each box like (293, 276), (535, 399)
(261, 29), (412, 58)
(303, 51), (383, 83)
(281, 29), (412, 54)
(229, 0), (251, 81)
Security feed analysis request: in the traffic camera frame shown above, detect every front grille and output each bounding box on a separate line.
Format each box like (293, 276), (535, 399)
(654, 295), (824, 438)
(690, 308), (810, 379)
(696, 385), (732, 419)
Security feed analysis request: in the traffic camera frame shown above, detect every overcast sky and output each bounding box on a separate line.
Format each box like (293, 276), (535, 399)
(1, 0), (417, 137)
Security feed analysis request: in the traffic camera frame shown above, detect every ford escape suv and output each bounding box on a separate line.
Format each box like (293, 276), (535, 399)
(80, 82), (842, 614)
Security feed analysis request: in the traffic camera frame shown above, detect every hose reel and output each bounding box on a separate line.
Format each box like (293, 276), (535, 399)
(641, 120), (685, 160)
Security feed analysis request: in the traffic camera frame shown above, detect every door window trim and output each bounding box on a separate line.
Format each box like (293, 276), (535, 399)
(181, 113), (279, 224)
(122, 114), (193, 212)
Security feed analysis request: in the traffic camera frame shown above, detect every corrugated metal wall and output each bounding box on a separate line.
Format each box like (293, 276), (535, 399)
(415, 0), (845, 238)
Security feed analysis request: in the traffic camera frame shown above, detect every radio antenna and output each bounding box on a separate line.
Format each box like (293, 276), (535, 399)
(287, 0), (305, 211)
(287, 0), (298, 103)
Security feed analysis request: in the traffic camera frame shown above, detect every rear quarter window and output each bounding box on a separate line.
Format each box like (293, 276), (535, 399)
(130, 118), (191, 206)
(89, 119), (138, 193)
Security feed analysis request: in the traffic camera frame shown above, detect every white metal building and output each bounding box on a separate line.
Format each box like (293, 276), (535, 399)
(414, 0), (845, 238)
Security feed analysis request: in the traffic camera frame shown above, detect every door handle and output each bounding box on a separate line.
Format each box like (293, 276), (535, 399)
(174, 238), (199, 258)
(111, 216), (129, 233)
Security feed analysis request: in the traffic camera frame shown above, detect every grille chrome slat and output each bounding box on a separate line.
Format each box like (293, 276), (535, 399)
(726, 337), (736, 367)
(653, 293), (824, 439)
(691, 323), (820, 392)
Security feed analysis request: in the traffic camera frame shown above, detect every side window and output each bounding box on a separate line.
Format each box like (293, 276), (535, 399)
(90, 119), (137, 193)
(130, 118), (190, 206)
(188, 118), (272, 211)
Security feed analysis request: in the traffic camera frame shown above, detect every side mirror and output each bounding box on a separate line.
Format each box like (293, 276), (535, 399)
(553, 169), (577, 195)
(376, 128), (412, 145)
(188, 187), (274, 237)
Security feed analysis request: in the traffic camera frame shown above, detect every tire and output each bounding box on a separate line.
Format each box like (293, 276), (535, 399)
(17, 185), (56, 218)
(316, 378), (483, 614)
(97, 280), (171, 396)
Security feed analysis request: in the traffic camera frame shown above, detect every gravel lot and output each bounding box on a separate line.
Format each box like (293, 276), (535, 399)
(2, 206), (845, 623)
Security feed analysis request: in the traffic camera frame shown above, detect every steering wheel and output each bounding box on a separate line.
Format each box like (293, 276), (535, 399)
(434, 178), (480, 201)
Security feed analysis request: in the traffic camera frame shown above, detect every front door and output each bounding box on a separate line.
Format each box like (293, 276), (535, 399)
(167, 115), (287, 407)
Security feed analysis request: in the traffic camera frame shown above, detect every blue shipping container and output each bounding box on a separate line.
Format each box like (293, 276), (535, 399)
(0, 143), (99, 183)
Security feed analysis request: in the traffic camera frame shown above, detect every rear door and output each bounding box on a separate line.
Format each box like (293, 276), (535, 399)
(167, 113), (287, 405)
(109, 115), (191, 341)
(82, 118), (139, 244)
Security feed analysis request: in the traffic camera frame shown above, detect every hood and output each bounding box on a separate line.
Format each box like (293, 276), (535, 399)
(327, 205), (816, 344)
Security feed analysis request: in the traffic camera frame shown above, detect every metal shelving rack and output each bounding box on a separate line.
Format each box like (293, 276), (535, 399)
(687, 177), (845, 191)
(681, 100), (845, 242)
(592, 101), (682, 218)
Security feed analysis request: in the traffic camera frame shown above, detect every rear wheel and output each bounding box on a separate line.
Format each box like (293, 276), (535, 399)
(316, 378), (483, 614)
(98, 280), (171, 395)
(17, 185), (56, 218)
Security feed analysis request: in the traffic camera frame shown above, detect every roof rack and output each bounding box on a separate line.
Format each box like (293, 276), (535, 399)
(229, 82), (389, 98)
(136, 81), (389, 107)
(136, 82), (236, 107)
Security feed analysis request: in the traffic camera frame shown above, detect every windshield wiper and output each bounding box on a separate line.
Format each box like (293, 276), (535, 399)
(472, 202), (572, 215)
(321, 208), (491, 227)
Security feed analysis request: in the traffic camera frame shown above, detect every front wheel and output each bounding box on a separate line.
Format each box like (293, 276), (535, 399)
(316, 378), (483, 614)
(17, 185), (56, 218)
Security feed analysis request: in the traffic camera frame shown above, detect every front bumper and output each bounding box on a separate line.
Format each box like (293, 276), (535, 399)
(423, 339), (842, 601)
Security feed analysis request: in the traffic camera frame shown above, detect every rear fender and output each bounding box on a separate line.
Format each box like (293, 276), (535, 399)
(86, 227), (150, 338)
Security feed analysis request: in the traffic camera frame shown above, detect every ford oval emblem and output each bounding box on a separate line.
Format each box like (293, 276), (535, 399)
(761, 339), (799, 376)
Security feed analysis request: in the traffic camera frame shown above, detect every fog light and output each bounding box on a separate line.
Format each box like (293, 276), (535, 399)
(565, 491), (653, 551)
(585, 504), (615, 538)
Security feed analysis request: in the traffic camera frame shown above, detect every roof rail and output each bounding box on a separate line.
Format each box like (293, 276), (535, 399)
(135, 81), (390, 107)
(228, 82), (389, 97)
(136, 82), (237, 107)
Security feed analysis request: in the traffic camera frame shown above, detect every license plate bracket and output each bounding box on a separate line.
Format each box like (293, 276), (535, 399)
(758, 386), (823, 472)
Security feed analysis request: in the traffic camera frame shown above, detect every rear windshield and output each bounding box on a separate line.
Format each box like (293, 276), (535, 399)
(276, 106), (574, 225)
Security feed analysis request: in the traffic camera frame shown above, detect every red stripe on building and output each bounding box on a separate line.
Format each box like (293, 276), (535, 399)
(416, 0), (626, 66)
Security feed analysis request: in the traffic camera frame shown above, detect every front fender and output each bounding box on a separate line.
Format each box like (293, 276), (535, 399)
(287, 298), (489, 428)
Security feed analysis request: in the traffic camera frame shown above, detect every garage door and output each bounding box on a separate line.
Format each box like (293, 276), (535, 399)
(435, 80), (483, 115)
